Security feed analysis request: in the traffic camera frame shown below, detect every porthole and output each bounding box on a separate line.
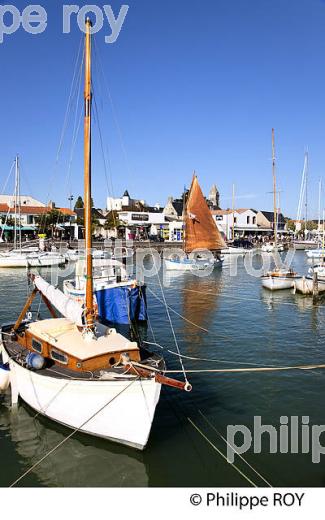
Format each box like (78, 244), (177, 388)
(109, 357), (116, 366)
(50, 349), (68, 365)
(32, 339), (42, 354)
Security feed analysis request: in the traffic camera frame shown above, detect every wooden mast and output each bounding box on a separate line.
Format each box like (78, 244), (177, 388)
(84, 18), (94, 330)
(272, 128), (277, 246)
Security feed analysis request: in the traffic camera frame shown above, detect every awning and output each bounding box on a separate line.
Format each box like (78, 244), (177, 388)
(21, 226), (36, 231)
(0, 225), (13, 231)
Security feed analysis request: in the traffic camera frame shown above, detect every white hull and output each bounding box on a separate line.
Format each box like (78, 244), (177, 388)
(261, 276), (297, 291)
(0, 253), (65, 268)
(164, 257), (223, 271)
(221, 247), (247, 255)
(293, 241), (317, 250)
(306, 249), (325, 259)
(1, 343), (161, 450)
(308, 265), (325, 277)
(294, 276), (325, 295)
(261, 244), (284, 253)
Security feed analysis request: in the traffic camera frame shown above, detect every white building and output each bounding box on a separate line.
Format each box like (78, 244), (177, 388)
(0, 195), (45, 207)
(211, 208), (258, 240)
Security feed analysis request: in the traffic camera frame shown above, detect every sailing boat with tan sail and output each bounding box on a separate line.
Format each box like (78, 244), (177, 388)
(0, 19), (191, 450)
(165, 174), (225, 270)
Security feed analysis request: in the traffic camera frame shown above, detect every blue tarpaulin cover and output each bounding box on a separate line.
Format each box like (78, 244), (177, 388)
(95, 285), (147, 325)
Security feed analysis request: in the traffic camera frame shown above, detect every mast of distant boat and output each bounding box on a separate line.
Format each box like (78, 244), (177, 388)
(84, 18), (95, 332)
(318, 179), (322, 246)
(272, 129), (277, 246)
(232, 183), (235, 241)
(13, 155), (22, 252)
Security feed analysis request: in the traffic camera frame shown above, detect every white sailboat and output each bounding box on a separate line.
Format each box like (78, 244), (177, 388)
(0, 156), (65, 268)
(261, 130), (299, 290)
(165, 174), (225, 270)
(260, 130), (285, 255)
(0, 20), (190, 450)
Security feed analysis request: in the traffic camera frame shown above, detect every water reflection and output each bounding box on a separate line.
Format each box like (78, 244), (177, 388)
(0, 396), (148, 487)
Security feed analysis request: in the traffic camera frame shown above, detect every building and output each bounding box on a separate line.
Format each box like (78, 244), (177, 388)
(107, 190), (150, 213)
(207, 184), (220, 209)
(0, 202), (76, 241)
(163, 196), (184, 221)
(256, 211), (286, 232)
(211, 208), (258, 240)
(118, 207), (167, 240)
(0, 195), (45, 207)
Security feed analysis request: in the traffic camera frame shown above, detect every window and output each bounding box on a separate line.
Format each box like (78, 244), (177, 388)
(234, 217), (237, 224)
(253, 216), (256, 225)
(32, 339), (42, 353)
(247, 216), (250, 224)
(50, 349), (68, 365)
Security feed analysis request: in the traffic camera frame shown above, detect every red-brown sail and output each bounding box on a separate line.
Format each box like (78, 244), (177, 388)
(185, 175), (225, 253)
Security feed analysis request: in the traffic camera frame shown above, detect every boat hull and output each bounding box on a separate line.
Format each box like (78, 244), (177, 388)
(221, 247), (247, 255)
(306, 250), (325, 259)
(0, 254), (65, 268)
(0, 342), (161, 450)
(164, 257), (223, 271)
(261, 275), (298, 291)
(294, 276), (325, 295)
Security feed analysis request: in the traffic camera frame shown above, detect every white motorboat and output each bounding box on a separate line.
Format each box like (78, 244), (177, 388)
(308, 263), (325, 277)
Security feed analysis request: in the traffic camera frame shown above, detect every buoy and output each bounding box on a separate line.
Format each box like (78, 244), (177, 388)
(0, 363), (10, 393)
(26, 352), (45, 370)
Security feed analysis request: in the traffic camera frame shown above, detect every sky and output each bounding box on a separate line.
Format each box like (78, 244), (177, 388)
(1, 0), (325, 218)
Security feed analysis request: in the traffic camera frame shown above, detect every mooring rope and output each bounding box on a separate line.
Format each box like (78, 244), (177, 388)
(188, 417), (258, 487)
(163, 363), (325, 374)
(142, 340), (281, 368)
(9, 377), (140, 487)
(198, 410), (272, 487)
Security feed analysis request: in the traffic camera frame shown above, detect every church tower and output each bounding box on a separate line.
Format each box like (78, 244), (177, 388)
(208, 184), (220, 209)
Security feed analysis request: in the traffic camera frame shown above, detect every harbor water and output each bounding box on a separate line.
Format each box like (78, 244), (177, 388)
(1, 250), (325, 487)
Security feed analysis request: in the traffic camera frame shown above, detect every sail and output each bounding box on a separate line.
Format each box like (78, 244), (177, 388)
(34, 275), (84, 327)
(185, 175), (226, 253)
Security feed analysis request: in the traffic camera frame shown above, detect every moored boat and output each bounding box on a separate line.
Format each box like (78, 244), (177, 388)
(164, 174), (225, 271)
(0, 19), (191, 451)
(261, 269), (301, 291)
(294, 275), (325, 295)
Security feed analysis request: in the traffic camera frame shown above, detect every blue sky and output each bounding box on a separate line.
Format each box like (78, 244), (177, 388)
(1, 0), (325, 218)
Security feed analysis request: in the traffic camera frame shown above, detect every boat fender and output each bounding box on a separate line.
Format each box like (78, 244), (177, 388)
(184, 381), (192, 392)
(0, 363), (10, 392)
(26, 352), (45, 370)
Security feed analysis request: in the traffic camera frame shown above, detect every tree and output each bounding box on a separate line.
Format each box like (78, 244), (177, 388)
(74, 196), (94, 209)
(305, 220), (318, 231)
(74, 196), (84, 209)
(286, 220), (296, 232)
(35, 210), (69, 238)
(104, 211), (123, 230)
